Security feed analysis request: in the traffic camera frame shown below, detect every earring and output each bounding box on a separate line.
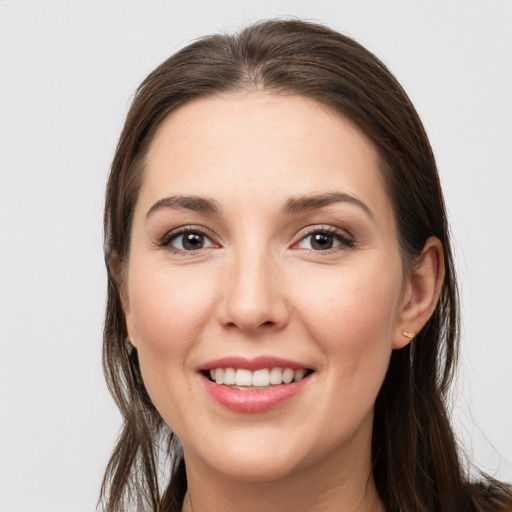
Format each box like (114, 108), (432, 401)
(125, 336), (135, 353)
(402, 331), (415, 339)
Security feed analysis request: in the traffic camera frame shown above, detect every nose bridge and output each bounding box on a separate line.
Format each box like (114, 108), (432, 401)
(219, 236), (288, 332)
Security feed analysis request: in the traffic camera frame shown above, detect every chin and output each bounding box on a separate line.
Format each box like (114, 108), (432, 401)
(182, 423), (335, 485)
(205, 451), (307, 483)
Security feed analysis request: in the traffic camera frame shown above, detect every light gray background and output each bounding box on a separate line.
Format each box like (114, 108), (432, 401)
(1, 1), (511, 511)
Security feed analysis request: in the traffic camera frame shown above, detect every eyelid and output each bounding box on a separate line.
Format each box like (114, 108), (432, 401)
(291, 224), (355, 251)
(156, 223), (354, 254)
(158, 225), (220, 253)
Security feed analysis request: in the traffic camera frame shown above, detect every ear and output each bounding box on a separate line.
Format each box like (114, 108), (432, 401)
(109, 251), (138, 348)
(393, 236), (445, 349)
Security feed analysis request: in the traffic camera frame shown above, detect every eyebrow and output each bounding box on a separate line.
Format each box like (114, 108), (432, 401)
(282, 192), (373, 219)
(146, 191), (373, 220)
(146, 195), (221, 219)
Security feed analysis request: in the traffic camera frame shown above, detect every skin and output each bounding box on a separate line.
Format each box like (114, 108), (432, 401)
(122, 93), (444, 512)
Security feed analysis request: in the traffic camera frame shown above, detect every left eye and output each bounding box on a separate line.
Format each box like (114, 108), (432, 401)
(167, 231), (216, 252)
(295, 230), (352, 251)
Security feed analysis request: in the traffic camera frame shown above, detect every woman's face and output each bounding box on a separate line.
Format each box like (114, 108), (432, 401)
(124, 93), (410, 483)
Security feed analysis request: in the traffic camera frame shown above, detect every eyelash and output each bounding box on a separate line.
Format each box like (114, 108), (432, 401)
(158, 225), (217, 255)
(158, 225), (355, 255)
(293, 225), (355, 252)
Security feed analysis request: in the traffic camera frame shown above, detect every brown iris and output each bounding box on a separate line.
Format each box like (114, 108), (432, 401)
(182, 232), (205, 250)
(310, 233), (334, 250)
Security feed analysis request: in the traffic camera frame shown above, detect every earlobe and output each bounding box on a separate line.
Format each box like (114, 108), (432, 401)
(393, 236), (445, 349)
(109, 250), (138, 347)
(121, 288), (138, 348)
(122, 290), (139, 349)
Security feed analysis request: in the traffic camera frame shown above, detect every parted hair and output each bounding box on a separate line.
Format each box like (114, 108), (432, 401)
(100, 18), (512, 512)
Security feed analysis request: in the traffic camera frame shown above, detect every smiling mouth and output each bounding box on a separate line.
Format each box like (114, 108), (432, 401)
(203, 367), (314, 388)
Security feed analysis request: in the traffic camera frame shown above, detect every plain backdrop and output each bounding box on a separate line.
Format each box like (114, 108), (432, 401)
(1, 1), (511, 511)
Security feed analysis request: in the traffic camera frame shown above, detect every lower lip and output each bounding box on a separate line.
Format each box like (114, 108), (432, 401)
(201, 374), (311, 413)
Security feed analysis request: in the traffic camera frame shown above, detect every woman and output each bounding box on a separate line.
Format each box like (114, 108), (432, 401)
(100, 19), (512, 512)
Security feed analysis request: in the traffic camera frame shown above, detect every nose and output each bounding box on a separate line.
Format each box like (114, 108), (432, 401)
(216, 246), (290, 334)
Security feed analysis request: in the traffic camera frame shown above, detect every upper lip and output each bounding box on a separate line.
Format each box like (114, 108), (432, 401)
(198, 356), (312, 372)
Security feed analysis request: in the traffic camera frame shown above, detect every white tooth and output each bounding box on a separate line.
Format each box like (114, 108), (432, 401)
(282, 368), (294, 384)
(223, 368), (236, 385)
(209, 369), (216, 381)
(235, 368), (252, 386)
(252, 369), (270, 387)
(269, 367), (283, 385)
(294, 369), (306, 382)
(215, 368), (225, 385)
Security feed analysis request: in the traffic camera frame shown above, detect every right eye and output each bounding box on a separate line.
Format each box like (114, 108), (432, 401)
(162, 228), (217, 253)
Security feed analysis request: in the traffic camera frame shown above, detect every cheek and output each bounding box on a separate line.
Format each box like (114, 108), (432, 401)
(299, 258), (400, 332)
(296, 259), (401, 379)
(128, 263), (217, 360)
(126, 263), (220, 422)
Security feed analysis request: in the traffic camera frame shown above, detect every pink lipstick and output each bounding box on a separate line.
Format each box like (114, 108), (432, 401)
(198, 356), (314, 413)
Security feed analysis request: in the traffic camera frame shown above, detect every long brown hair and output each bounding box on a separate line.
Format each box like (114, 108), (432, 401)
(100, 19), (512, 512)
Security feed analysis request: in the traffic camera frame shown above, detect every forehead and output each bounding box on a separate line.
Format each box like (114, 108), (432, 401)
(139, 93), (392, 222)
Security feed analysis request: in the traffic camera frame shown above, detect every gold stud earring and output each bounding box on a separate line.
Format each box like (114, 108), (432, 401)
(125, 336), (135, 352)
(402, 331), (415, 339)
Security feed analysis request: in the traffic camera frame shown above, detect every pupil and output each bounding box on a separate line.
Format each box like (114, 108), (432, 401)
(312, 233), (333, 250)
(183, 233), (204, 250)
